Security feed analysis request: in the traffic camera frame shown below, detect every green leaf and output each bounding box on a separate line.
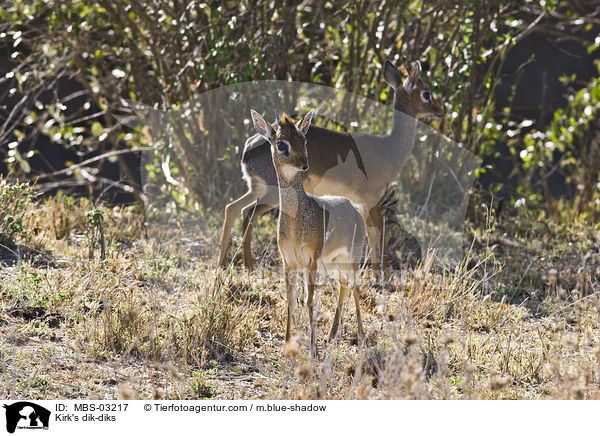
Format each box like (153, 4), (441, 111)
(91, 122), (103, 137)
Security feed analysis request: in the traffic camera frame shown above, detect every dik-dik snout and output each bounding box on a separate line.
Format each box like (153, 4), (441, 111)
(276, 139), (309, 172)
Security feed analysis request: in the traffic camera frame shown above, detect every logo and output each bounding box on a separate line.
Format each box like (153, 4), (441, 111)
(2, 402), (50, 434)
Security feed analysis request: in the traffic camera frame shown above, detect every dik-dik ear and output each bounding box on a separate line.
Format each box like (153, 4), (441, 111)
(296, 109), (314, 135)
(403, 60), (422, 92)
(383, 60), (403, 90)
(251, 109), (274, 141)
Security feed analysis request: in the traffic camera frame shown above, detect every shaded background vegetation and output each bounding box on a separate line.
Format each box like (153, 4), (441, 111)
(1, 0), (599, 220)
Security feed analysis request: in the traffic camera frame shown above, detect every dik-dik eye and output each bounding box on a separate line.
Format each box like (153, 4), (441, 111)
(276, 139), (290, 155)
(420, 90), (431, 103)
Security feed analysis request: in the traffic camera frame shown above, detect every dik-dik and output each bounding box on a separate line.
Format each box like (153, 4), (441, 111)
(251, 109), (365, 356)
(218, 59), (442, 271)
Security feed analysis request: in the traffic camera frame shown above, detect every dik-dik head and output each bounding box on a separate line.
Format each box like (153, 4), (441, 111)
(251, 109), (313, 181)
(383, 60), (443, 119)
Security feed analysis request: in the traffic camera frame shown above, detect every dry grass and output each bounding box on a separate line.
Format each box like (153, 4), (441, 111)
(0, 191), (599, 400)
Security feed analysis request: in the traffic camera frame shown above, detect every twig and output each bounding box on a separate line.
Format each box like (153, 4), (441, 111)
(440, 160), (466, 194)
(0, 243), (21, 264)
(417, 174), (435, 219)
(481, 10), (547, 58)
(35, 147), (155, 179)
(509, 256), (536, 303)
(543, 292), (600, 320)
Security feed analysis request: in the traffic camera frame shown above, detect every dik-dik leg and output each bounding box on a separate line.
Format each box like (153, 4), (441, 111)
(352, 276), (365, 342)
(304, 264), (318, 357)
(285, 267), (294, 342)
(329, 270), (364, 343)
(328, 277), (347, 342)
(240, 191), (278, 268)
(218, 191), (258, 267)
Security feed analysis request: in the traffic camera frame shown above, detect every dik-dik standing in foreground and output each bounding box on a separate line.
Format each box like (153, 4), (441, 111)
(251, 109), (365, 356)
(218, 59), (443, 271)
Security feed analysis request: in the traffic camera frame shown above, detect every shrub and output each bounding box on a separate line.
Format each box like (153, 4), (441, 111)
(0, 178), (35, 248)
